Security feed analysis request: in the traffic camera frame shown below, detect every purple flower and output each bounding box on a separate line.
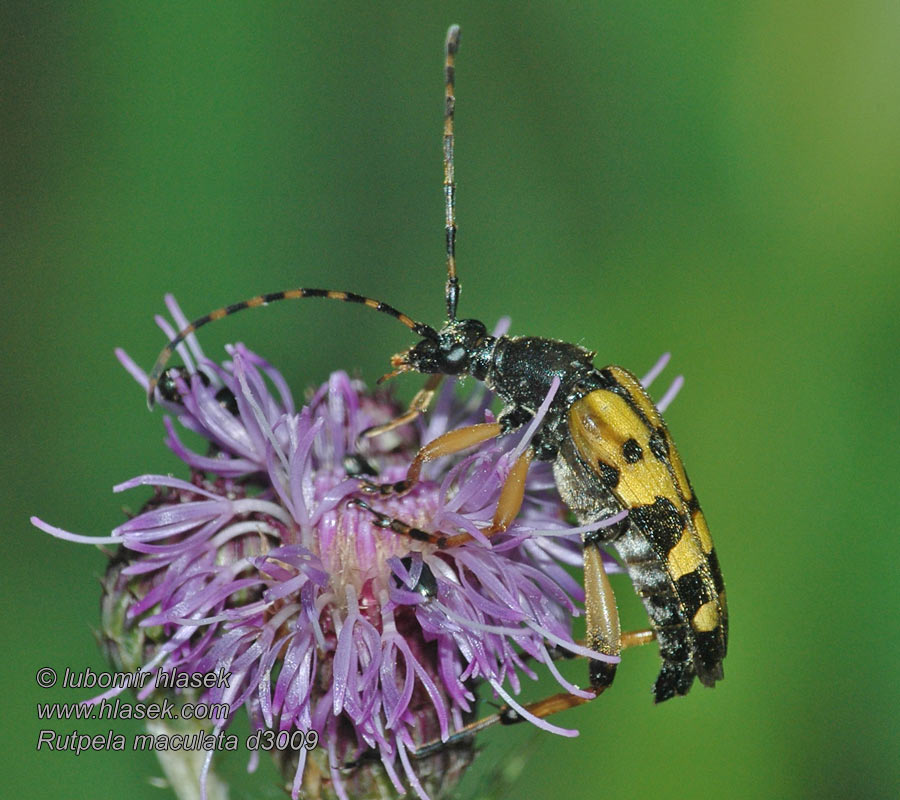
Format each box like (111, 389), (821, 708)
(33, 296), (680, 800)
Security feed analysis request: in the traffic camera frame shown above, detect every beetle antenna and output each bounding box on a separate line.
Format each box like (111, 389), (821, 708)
(444, 24), (461, 322)
(146, 289), (437, 409)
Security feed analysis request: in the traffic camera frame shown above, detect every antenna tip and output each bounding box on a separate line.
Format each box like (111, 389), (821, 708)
(446, 25), (460, 54)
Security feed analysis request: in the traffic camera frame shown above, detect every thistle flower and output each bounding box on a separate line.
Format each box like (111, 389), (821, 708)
(32, 296), (683, 800)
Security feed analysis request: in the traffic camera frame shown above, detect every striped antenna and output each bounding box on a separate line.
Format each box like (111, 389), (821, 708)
(443, 24), (461, 321)
(146, 289), (436, 408)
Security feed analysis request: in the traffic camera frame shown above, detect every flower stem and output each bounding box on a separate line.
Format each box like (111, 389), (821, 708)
(147, 720), (229, 800)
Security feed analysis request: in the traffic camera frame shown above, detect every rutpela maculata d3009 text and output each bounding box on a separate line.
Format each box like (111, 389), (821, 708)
(145, 24), (727, 744)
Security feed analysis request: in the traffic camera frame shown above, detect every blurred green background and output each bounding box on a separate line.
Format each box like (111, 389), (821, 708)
(3, 3), (898, 799)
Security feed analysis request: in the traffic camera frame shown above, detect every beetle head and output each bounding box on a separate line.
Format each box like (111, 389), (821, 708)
(388, 319), (491, 380)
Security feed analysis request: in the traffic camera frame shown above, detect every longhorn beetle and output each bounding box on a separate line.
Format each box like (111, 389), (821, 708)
(146, 25), (727, 734)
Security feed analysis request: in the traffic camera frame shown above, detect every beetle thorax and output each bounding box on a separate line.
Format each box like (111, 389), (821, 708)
(486, 336), (598, 412)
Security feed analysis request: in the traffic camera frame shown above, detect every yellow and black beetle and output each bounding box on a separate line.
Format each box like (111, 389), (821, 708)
(146, 25), (726, 728)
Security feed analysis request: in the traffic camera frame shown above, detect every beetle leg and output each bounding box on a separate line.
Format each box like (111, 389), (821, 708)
(347, 691), (597, 766)
(360, 421), (502, 496)
(476, 446), (533, 536)
(582, 542), (621, 690)
(347, 498), (456, 547)
(621, 629), (656, 648)
(351, 443), (532, 547)
(409, 617), (656, 759)
(542, 629), (655, 663)
(362, 374), (444, 438)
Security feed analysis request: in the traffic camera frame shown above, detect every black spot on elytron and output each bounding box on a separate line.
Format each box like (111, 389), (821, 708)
(648, 428), (670, 461)
(622, 438), (643, 463)
(596, 368), (632, 401)
(395, 556), (438, 599)
(595, 368), (619, 391)
(595, 459), (620, 488)
(706, 548), (725, 594)
(675, 570), (712, 617)
(629, 496), (685, 554)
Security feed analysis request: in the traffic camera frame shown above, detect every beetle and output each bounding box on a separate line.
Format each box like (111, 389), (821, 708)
(145, 25), (726, 729)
